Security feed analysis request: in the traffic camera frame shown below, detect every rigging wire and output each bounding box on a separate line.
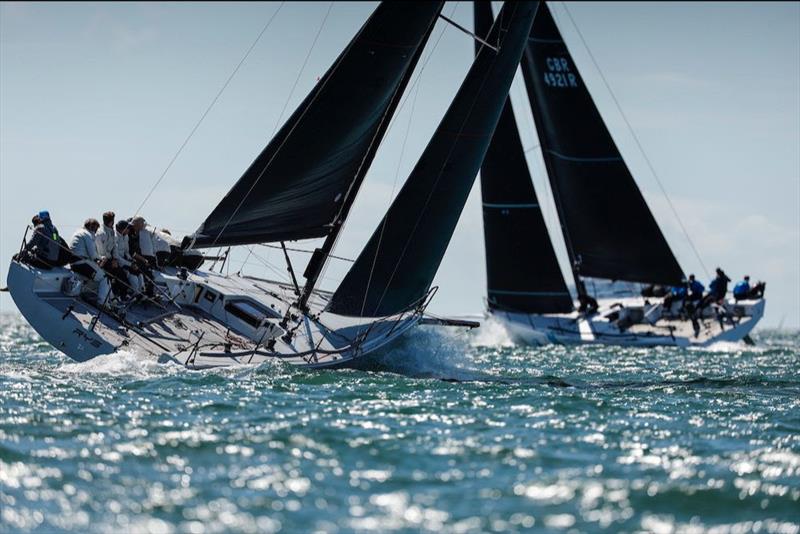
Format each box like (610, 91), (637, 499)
(258, 243), (353, 263)
(205, 1), (341, 251)
(241, 246), (291, 283)
(235, 1), (334, 274)
(134, 2), (285, 217)
(271, 2), (334, 137)
(559, 2), (711, 280)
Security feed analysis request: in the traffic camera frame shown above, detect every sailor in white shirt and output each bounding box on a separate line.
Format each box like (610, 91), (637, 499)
(131, 216), (157, 267)
(113, 220), (145, 294)
(69, 218), (112, 305)
(95, 211), (117, 261)
(153, 228), (179, 267)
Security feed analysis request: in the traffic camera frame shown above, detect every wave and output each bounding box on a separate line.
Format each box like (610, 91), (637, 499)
(350, 325), (490, 382)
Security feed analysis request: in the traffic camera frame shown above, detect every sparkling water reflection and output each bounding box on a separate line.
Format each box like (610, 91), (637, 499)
(1, 313), (798, 533)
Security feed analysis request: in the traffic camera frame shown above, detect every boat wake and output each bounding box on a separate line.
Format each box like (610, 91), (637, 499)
(467, 314), (515, 348)
(351, 325), (489, 382)
(55, 350), (184, 378)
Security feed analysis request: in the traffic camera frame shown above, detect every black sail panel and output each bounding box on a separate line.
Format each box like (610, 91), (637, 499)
(475, 0), (573, 313)
(191, 2), (444, 248)
(520, 2), (684, 286)
(328, 1), (539, 317)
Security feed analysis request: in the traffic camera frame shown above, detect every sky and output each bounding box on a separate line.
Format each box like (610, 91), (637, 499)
(1, 1), (798, 329)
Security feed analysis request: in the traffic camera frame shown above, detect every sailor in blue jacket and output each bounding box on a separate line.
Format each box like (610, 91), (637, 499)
(708, 268), (731, 300)
(663, 282), (687, 311)
(687, 274), (704, 302)
(733, 275), (766, 300)
(733, 276), (751, 301)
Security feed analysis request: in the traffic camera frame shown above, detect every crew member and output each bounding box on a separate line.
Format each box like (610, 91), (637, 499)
(95, 211), (132, 297)
(153, 228), (178, 268)
(733, 275), (751, 301)
(69, 218), (113, 306)
(733, 275), (766, 300)
(687, 274), (704, 303)
(663, 282), (687, 311)
(701, 267), (731, 309)
(577, 279), (599, 315)
(113, 220), (145, 296)
(18, 213), (54, 269)
(95, 211), (117, 260)
(709, 268), (731, 301)
(131, 216), (157, 269)
(19, 210), (71, 268)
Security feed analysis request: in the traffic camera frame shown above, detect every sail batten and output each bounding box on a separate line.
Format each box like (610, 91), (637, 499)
(520, 2), (684, 287)
(328, 1), (539, 318)
(476, 0), (574, 315)
(190, 2), (444, 249)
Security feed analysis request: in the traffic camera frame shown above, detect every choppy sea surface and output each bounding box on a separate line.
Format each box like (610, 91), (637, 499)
(1, 312), (798, 534)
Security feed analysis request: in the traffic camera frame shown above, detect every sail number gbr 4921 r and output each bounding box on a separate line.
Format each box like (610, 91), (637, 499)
(543, 57), (578, 88)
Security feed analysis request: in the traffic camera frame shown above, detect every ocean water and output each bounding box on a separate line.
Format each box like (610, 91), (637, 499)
(1, 313), (798, 534)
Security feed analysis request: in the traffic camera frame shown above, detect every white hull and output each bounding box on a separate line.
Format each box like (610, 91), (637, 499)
(490, 296), (765, 347)
(7, 261), (433, 369)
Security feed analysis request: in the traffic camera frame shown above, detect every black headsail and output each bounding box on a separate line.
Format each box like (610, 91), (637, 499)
(189, 2), (444, 249)
(328, 1), (539, 317)
(520, 2), (684, 288)
(475, 0), (573, 314)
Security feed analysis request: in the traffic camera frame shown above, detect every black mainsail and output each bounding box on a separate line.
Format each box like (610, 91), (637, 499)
(190, 2), (443, 249)
(475, 0), (573, 314)
(328, 1), (539, 317)
(520, 2), (684, 288)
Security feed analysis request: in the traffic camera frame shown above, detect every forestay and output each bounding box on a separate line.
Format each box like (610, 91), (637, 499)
(190, 2), (443, 248)
(328, 1), (539, 317)
(521, 3), (684, 286)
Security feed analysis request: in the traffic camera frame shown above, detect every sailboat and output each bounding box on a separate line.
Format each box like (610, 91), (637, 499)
(6, 1), (539, 368)
(477, 1), (765, 347)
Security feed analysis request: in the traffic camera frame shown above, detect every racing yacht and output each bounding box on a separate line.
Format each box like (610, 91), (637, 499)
(6, 1), (539, 367)
(476, 1), (765, 347)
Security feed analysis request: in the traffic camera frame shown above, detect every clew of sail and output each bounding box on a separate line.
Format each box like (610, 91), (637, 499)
(189, 2), (444, 249)
(475, 0), (574, 314)
(328, 1), (539, 318)
(521, 2), (684, 287)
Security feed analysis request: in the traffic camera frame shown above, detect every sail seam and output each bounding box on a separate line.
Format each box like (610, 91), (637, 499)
(489, 289), (571, 296)
(546, 150), (623, 163)
(482, 203), (539, 208)
(528, 37), (563, 44)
